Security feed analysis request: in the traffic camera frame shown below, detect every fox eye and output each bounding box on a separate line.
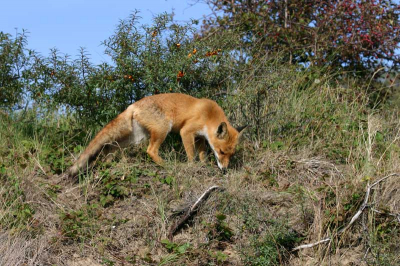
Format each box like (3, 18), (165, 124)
(220, 149), (225, 155)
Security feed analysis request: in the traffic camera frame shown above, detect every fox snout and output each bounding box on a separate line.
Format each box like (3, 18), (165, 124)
(216, 161), (228, 174)
(215, 156), (230, 174)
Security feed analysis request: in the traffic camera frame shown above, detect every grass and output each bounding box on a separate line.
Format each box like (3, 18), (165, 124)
(1, 74), (400, 265)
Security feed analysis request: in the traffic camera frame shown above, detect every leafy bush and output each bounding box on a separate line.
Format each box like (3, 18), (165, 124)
(0, 31), (34, 109)
(1, 12), (244, 127)
(203, 0), (400, 75)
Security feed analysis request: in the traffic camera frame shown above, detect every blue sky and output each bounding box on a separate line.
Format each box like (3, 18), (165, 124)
(1, 0), (211, 64)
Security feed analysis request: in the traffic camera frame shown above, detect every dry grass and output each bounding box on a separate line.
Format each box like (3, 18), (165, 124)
(1, 85), (400, 265)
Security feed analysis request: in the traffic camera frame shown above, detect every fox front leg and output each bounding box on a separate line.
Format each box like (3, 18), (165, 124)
(180, 127), (197, 162)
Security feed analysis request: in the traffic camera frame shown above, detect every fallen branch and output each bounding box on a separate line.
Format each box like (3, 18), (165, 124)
(339, 174), (397, 233)
(293, 173), (399, 251)
(292, 238), (331, 251)
(168, 185), (224, 240)
(371, 208), (400, 223)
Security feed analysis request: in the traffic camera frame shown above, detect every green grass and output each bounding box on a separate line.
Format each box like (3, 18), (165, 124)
(243, 223), (301, 266)
(0, 167), (35, 231)
(1, 73), (400, 265)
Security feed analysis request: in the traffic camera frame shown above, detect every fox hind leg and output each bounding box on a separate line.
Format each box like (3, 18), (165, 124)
(144, 119), (171, 165)
(130, 119), (149, 145)
(147, 129), (168, 165)
(102, 119), (150, 163)
(195, 137), (207, 162)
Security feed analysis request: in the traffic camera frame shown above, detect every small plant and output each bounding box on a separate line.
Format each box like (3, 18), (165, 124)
(243, 223), (300, 266)
(41, 182), (61, 200)
(159, 175), (175, 187)
(259, 169), (279, 188)
(263, 140), (284, 151)
(101, 257), (115, 266)
(0, 166), (35, 230)
(204, 212), (234, 242)
(161, 239), (191, 254)
(42, 146), (66, 174)
(160, 239), (191, 265)
(209, 250), (228, 265)
(59, 204), (101, 242)
(99, 168), (139, 207)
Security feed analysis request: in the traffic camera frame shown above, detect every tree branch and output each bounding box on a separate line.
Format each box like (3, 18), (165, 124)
(293, 173), (399, 251)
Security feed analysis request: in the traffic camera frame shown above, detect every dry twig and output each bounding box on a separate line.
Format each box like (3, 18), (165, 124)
(293, 173), (399, 251)
(168, 185), (224, 240)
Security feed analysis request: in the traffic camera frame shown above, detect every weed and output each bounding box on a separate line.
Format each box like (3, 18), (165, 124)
(204, 213), (234, 242)
(0, 165), (34, 231)
(209, 250), (228, 265)
(243, 223), (300, 266)
(161, 239), (191, 254)
(365, 213), (400, 265)
(59, 204), (101, 242)
(40, 182), (61, 200)
(160, 175), (176, 187)
(1, 35), (400, 265)
(101, 257), (115, 266)
(160, 239), (191, 265)
(99, 168), (139, 207)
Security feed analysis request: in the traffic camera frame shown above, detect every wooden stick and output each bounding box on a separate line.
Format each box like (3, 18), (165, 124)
(168, 185), (223, 240)
(371, 208), (400, 223)
(292, 237), (331, 251)
(293, 173), (399, 251)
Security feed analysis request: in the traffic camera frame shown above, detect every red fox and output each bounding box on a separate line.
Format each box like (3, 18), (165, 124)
(67, 93), (246, 177)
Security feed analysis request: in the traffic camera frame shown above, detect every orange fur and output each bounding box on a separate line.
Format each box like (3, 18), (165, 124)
(67, 93), (245, 177)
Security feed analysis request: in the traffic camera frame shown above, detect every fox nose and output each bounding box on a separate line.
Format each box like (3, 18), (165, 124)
(222, 168), (227, 174)
(216, 159), (228, 174)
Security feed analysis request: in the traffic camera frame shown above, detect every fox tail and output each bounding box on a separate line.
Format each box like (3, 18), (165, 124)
(66, 109), (134, 178)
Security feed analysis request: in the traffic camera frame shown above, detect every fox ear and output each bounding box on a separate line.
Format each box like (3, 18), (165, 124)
(235, 125), (248, 139)
(216, 122), (228, 139)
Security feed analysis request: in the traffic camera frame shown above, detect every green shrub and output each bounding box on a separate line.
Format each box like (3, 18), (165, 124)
(99, 168), (140, 207)
(0, 165), (34, 230)
(59, 204), (101, 242)
(243, 223), (300, 266)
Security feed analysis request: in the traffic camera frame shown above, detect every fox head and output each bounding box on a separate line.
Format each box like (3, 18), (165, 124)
(207, 122), (246, 172)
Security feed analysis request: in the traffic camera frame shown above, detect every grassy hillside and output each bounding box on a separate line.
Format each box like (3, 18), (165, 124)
(1, 68), (400, 266)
